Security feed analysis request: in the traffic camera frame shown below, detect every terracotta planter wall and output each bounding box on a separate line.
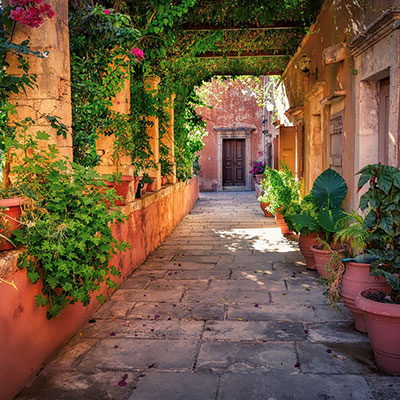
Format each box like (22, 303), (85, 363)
(0, 198), (24, 251)
(259, 201), (273, 217)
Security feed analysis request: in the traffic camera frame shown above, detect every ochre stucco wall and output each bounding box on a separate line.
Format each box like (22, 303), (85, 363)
(0, 178), (198, 400)
(197, 79), (264, 191)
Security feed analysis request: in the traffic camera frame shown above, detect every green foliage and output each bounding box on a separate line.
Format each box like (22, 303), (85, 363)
(282, 194), (320, 235)
(8, 131), (128, 319)
(356, 164), (400, 300)
(69, 4), (140, 166)
(311, 168), (347, 244)
(258, 163), (300, 214)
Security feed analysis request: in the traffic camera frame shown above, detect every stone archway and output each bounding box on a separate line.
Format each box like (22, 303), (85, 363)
(215, 126), (255, 191)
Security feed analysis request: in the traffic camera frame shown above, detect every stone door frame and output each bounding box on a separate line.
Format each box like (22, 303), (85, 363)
(215, 127), (255, 191)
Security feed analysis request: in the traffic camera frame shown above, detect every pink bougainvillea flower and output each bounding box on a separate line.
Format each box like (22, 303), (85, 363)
(294, 362), (301, 368)
(154, 314), (160, 319)
(130, 47), (144, 63)
(118, 374), (128, 387)
(104, 9), (110, 15)
(9, 0), (54, 27)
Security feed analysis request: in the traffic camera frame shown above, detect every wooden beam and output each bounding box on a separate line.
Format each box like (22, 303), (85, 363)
(196, 50), (289, 58)
(182, 21), (303, 32)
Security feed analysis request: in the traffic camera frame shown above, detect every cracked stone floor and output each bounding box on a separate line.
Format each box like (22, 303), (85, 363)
(18, 192), (400, 400)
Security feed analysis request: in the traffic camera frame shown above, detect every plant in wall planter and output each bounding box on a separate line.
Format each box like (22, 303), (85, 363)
(0, 197), (25, 251)
(282, 194), (321, 270)
(147, 177), (156, 192)
(258, 163), (300, 234)
(349, 164), (400, 373)
(9, 132), (129, 319)
(160, 155), (173, 186)
(141, 173), (153, 193)
(104, 174), (134, 206)
(250, 158), (267, 184)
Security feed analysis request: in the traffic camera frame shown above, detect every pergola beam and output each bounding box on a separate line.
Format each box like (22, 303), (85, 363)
(196, 50), (289, 58)
(182, 21), (303, 32)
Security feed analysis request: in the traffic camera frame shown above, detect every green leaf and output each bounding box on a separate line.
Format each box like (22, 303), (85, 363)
(312, 169), (348, 209)
(35, 293), (48, 307)
(363, 210), (377, 230)
(377, 166), (393, 194)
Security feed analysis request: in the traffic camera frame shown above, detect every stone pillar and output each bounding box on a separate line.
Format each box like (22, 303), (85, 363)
(162, 94), (177, 184)
(144, 75), (161, 191)
(95, 57), (134, 176)
(6, 0), (73, 160)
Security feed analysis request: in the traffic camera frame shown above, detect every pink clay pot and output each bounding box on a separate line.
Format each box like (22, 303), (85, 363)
(341, 262), (388, 333)
(275, 208), (292, 235)
(147, 179), (156, 192)
(356, 288), (400, 374)
(311, 245), (344, 278)
(255, 174), (263, 183)
(298, 233), (317, 270)
(260, 202), (273, 217)
(141, 182), (148, 193)
(105, 175), (133, 206)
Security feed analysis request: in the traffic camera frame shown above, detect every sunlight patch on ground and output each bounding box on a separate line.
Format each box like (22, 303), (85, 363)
(213, 227), (298, 253)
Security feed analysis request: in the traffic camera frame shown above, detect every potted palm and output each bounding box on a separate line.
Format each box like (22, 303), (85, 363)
(352, 164), (400, 373)
(309, 169), (347, 278)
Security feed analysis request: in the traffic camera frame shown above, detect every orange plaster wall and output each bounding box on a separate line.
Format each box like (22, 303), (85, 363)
(0, 178), (198, 400)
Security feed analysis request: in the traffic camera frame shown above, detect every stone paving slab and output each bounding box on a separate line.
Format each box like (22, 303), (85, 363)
(128, 372), (219, 400)
(78, 339), (199, 371)
(129, 301), (224, 321)
(196, 341), (297, 373)
(17, 192), (400, 399)
(80, 319), (204, 340)
(217, 372), (374, 400)
(202, 320), (306, 341)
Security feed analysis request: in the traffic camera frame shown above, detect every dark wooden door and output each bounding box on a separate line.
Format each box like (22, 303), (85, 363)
(223, 139), (245, 186)
(379, 78), (390, 164)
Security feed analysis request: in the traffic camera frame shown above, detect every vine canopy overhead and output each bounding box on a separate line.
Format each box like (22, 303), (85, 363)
(124, 0), (325, 76)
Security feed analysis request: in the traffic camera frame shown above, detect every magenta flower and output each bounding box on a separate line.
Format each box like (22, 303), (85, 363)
(104, 9), (110, 15)
(130, 47), (145, 63)
(9, 0), (54, 27)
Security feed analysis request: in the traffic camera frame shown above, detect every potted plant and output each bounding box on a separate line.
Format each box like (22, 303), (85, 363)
(352, 164), (400, 373)
(331, 211), (387, 332)
(259, 163), (300, 234)
(147, 177), (156, 192)
(104, 173), (133, 206)
(141, 173), (153, 193)
(160, 156), (173, 186)
(309, 169), (347, 278)
(0, 197), (24, 251)
(282, 194), (320, 270)
(250, 153), (267, 184)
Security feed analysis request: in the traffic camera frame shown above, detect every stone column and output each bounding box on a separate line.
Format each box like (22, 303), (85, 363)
(144, 75), (161, 191)
(95, 57), (133, 176)
(6, 0), (73, 160)
(162, 94), (177, 184)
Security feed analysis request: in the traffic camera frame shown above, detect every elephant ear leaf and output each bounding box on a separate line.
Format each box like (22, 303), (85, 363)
(312, 168), (348, 209)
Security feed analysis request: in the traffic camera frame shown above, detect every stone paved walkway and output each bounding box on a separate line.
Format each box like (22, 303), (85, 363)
(19, 192), (400, 399)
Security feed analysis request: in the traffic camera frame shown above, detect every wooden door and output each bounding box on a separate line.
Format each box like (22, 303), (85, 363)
(223, 139), (246, 186)
(278, 126), (296, 175)
(329, 113), (344, 174)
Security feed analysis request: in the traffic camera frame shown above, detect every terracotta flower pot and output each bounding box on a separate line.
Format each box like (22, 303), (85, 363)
(147, 179), (156, 192)
(105, 175), (133, 206)
(161, 176), (168, 185)
(0, 197), (24, 251)
(141, 182), (148, 193)
(133, 176), (141, 196)
(356, 288), (400, 374)
(275, 208), (292, 235)
(255, 174), (263, 184)
(260, 201), (273, 217)
(341, 262), (388, 333)
(298, 233), (318, 270)
(311, 245), (344, 278)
